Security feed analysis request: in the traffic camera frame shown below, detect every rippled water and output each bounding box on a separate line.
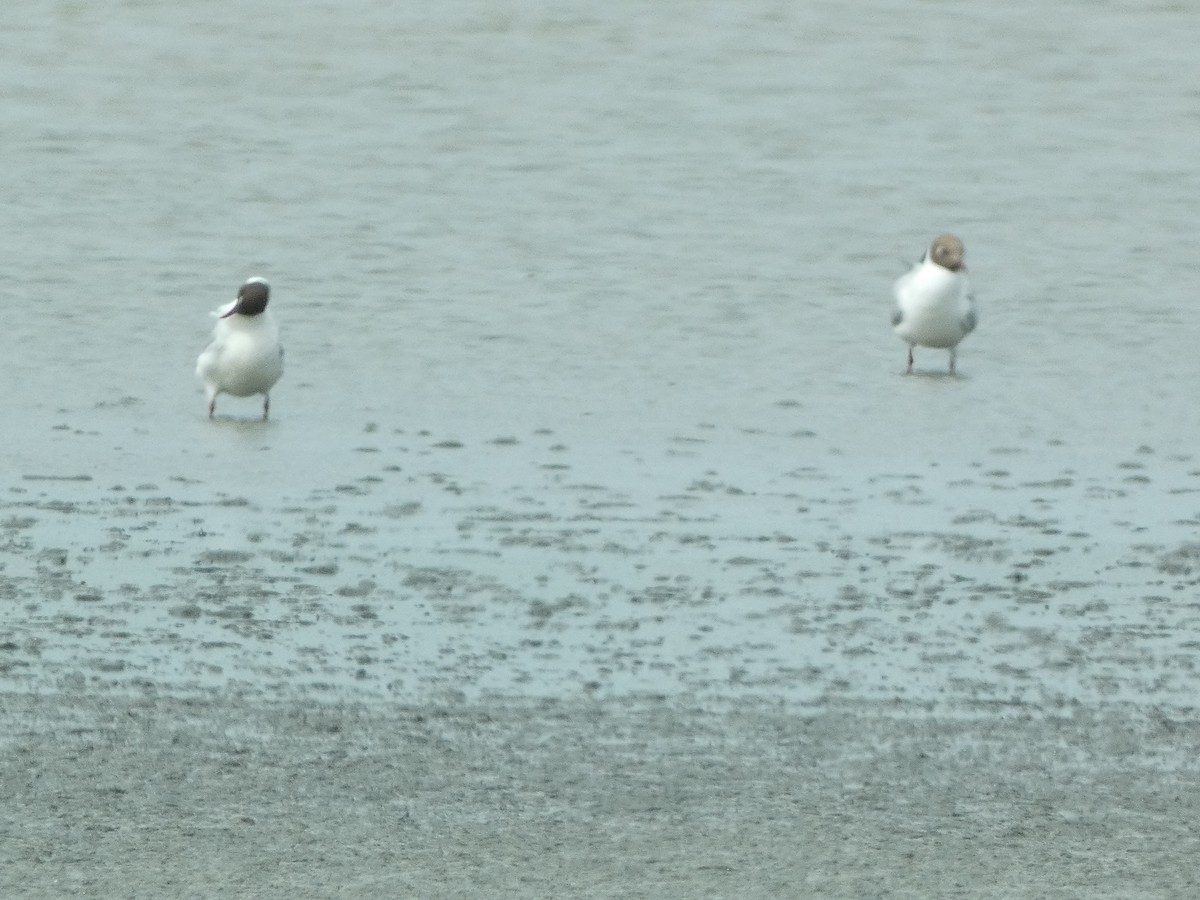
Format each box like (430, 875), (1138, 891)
(5, 0), (1200, 709)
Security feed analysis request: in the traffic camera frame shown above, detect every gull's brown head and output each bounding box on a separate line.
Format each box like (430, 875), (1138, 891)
(928, 234), (965, 272)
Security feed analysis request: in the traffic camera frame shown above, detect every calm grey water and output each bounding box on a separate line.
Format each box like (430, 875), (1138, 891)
(5, 0), (1200, 708)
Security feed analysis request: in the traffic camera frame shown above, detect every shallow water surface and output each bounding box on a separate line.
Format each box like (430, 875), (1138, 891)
(6, 0), (1200, 713)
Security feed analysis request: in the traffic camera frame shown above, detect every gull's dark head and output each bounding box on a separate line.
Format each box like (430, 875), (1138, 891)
(928, 235), (965, 272)
(221, 277), (271, 318)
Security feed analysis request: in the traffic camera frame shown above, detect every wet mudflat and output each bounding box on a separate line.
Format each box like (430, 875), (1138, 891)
(4, 694), (1199, 899)
(4, 427), (1200, 897)
(6, 427), (1200, 711)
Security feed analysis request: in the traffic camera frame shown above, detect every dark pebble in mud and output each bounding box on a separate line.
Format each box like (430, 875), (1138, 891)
(300, 564), (339, 576)
(198, 550), (254, 565)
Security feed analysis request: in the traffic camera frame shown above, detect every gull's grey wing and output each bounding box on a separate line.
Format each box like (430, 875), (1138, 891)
(962, 292), (978, 334)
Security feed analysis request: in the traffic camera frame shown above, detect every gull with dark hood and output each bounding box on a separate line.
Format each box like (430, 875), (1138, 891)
(196, 277), (284, 420)
(892, 234), (976, 375)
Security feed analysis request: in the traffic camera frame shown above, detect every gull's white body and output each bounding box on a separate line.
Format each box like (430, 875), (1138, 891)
(196, 282), (283, 419)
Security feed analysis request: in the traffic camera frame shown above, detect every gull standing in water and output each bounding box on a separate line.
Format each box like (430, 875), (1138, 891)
(892, 234), (976, 375)
(196, 277), (284, 419)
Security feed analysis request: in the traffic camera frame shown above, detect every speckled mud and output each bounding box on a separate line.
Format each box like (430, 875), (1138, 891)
(5, 430), (1200, 711)
(2, 693), (1198, 899)
(5, 428), (1200, 897)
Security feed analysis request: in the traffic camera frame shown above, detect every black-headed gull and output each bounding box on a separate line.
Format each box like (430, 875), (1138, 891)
(892, 234), (976, 375)
(196, 277), (284, 420)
